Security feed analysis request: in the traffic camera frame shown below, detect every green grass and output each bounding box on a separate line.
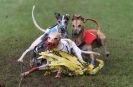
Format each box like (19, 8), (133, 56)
(0, 0), (133, 87)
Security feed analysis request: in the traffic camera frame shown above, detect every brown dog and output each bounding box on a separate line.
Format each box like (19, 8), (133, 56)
(72, 15), (110, 59)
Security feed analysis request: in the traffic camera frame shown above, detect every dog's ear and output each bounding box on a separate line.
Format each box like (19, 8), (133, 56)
(55, 12), (61, 19)
(77, 15), (85, 22)
(82, 18), (87, 23)
(72, 14), (76, 20)
(65, 14), (70, 20)
(72, 14), (82, 20)
(83, 19), (87, 23)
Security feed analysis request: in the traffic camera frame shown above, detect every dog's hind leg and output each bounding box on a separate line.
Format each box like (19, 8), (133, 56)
(98, 32), (110, 57)
(97, 31), (110, 57)
(102, 39), (110, 57)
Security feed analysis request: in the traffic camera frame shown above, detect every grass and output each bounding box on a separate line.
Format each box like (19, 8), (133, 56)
(0, 0), (133, 87)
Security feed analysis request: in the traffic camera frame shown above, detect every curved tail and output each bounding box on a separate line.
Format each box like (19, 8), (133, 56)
(84, 18), (101, 30)
(32, 5), (46, 32)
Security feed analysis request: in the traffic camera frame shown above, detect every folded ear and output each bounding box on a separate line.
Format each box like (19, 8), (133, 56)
(54, 12), (61, 19)
(72, 14), (76, 20)
(83, 19), (87, 23)
(72, 14), (81, 20)
(65, 14), (70, 20)
(81, 17), (86, 23)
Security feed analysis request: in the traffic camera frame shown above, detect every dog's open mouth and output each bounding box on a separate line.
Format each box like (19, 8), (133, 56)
(73, 32), (79, 36)
(46, 42), (56, 50)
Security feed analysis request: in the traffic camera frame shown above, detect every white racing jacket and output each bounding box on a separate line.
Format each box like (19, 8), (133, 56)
(54, 39), (93, 63)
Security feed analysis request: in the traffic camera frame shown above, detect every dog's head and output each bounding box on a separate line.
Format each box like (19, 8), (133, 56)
(46, 32), (61, 50)
(72, 14), (86, 36)
(55, 13), (70, 34)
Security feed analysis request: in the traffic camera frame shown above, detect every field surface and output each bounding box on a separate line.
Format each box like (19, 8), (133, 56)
(0, 0), (133, 87)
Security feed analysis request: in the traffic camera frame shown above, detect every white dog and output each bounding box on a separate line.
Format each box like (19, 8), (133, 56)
(21, 32), (100, 78)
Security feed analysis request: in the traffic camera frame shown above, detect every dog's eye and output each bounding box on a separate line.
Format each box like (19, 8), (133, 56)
(64, 21), (67, 24)
(54, 38), (58, 40)
(72, 25), (75, 27)
(78, 25), (81, 27)
(58, 20), (61, 23)
(47, 37), (50, 40)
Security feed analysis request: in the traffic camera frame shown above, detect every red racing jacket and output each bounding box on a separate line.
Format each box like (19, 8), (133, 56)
(83, 30), (97, 45)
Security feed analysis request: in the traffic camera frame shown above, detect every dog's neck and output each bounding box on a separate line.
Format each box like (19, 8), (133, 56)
(57, 25), (68, 38)
(72, 29), (84, 46)
(48, 24), (68, 38)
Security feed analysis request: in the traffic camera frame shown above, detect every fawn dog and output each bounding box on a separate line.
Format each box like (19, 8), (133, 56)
(71, 15), (110, 64)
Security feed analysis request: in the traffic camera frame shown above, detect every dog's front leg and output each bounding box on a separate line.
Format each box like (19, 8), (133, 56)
(21, 63), (49, 77)
(81, 45), (96, 66)
(18, 34), (45, 62)
(21, 67), (39, 77)
(55, 67), (62, 79)
(99, 37), (110, 57)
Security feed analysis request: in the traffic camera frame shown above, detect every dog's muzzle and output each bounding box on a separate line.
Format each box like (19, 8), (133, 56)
(46, 42), (55, 50)
(73, 28), (83, 36)
(73, 30), (81, 36)
(61, 28), (66, 33)
(73, 32), (79, 36)
(59, 25), (66, 33)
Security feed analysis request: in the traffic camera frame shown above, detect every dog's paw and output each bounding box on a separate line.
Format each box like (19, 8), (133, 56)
(96, 53), (101, 56)
(21, 72), (29, 77)
(55, 75), (61, 79)
(105, 52), (110, 57)
(55, 73), (61, 79)
(17, 59), (23, 62)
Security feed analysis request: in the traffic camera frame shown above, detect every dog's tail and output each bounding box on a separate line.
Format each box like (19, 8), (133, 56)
(84, 18), (101, 31)
(32, 5), (46, 32)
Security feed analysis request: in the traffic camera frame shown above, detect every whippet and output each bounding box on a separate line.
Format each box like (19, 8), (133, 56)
(21, 32), (100, 78)
(71, 15), (110, 66)
(17, 5), (70, 62)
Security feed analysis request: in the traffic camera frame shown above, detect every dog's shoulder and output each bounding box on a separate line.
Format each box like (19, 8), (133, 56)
(61, 39), (74, 46)
(45, 25), (58, 34)
(48, 24), (57, 29)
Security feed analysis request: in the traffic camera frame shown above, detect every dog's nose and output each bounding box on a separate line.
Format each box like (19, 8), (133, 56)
(59, 25), (66, 30)
(61, 28), (65, 32)
(73, 32), (78, 36)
